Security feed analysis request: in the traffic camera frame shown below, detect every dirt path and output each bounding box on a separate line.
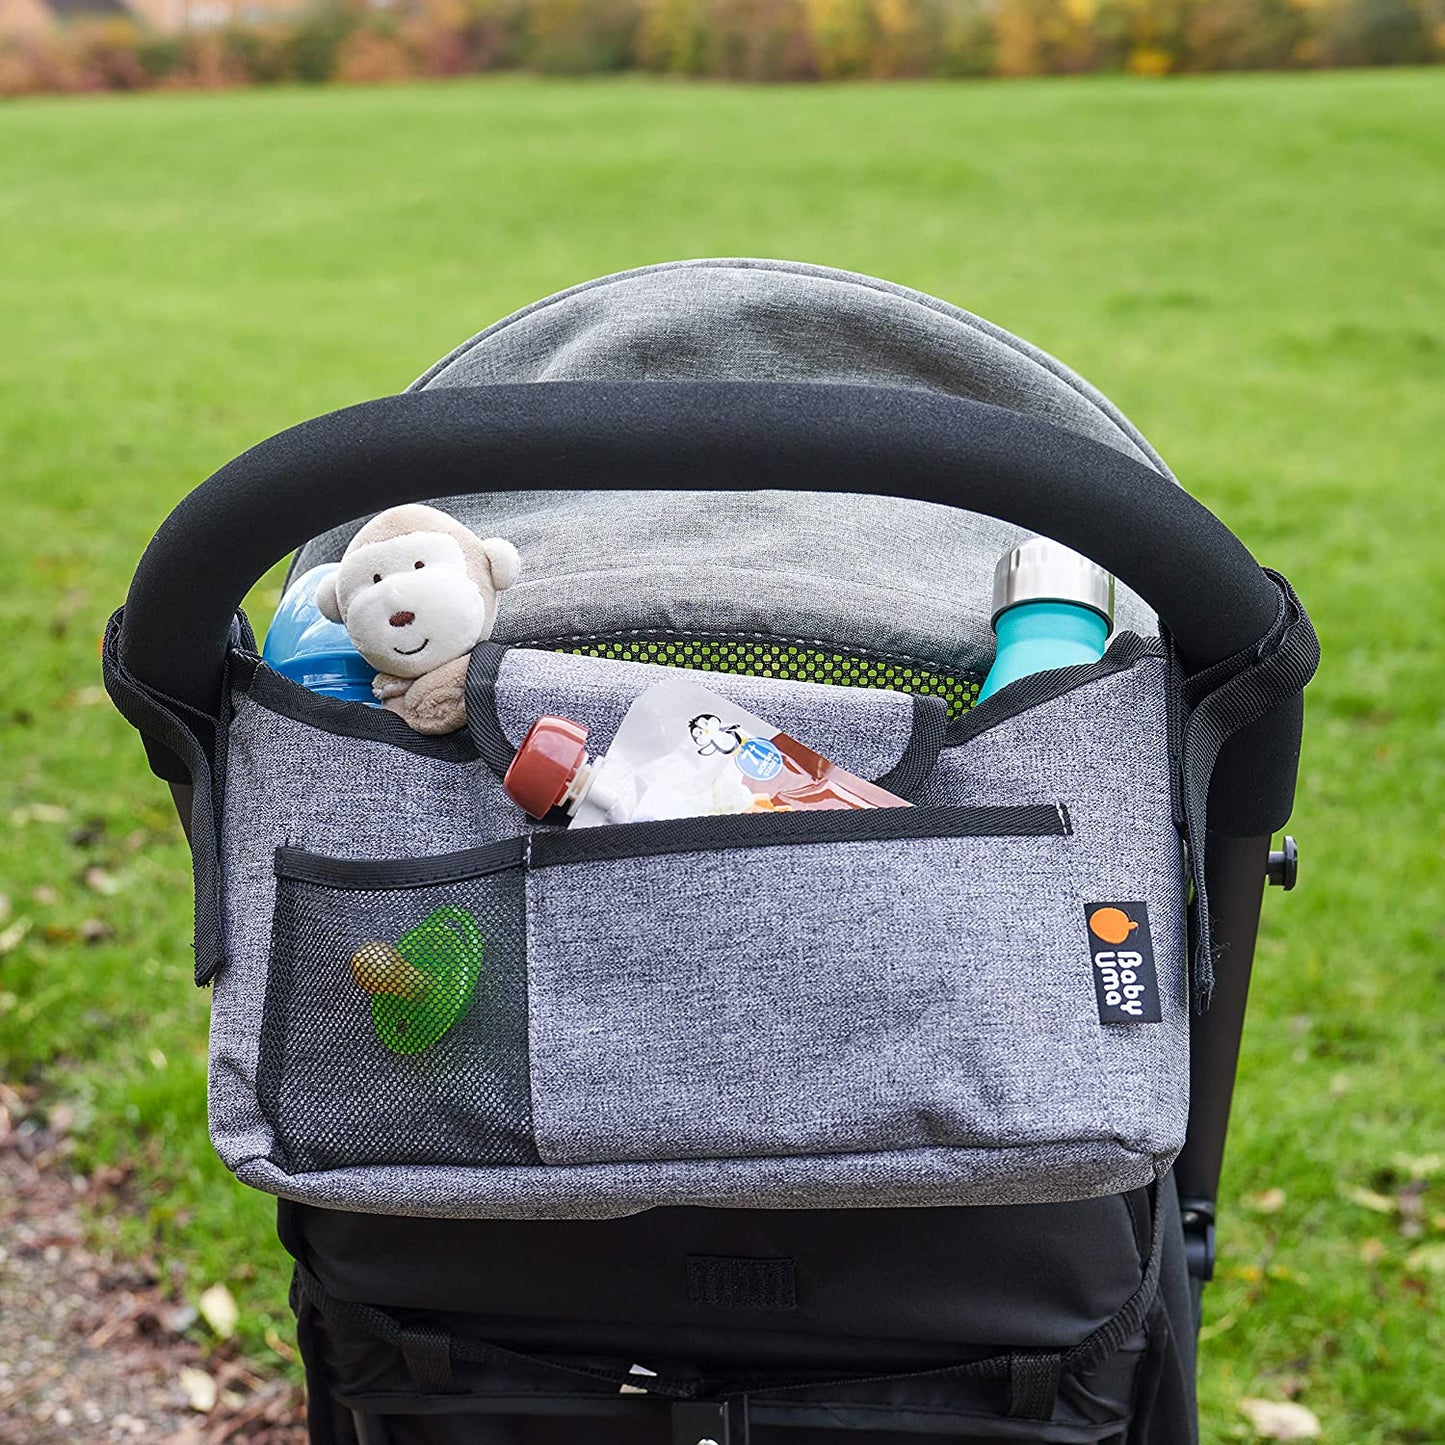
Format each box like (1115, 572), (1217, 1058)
(0, 1086), (304, 1444)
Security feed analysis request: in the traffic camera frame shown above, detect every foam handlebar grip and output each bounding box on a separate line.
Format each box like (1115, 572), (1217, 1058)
(117, 381), (1301, 829)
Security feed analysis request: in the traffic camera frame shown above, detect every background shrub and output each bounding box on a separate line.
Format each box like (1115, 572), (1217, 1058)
(1, 0), (1441, 95)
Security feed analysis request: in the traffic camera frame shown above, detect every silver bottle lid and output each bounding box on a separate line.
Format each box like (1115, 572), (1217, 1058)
(991, 538), (1114, 625)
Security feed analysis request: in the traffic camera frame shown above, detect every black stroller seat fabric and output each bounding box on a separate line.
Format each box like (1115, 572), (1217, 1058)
(103, 262), (1318, 1444)
(284, 1184), (1199, 1444)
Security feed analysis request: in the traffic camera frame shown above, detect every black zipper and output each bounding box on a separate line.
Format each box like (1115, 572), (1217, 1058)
(275, 802), (1070, 891)
(529, 801), (1069, 868)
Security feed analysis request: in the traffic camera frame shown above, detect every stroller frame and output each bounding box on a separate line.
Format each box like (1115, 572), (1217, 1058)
(111, 270), (1316, 1441)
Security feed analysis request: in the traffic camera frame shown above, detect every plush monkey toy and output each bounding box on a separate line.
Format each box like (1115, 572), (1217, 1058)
(315, 504), (520, 735)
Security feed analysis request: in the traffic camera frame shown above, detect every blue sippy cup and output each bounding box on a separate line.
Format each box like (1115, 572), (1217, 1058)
(262, 564), (379, 705)
(977, 539), (1115, 703)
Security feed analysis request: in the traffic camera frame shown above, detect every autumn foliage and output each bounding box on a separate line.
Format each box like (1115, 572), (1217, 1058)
(2, 0), (1441, 96)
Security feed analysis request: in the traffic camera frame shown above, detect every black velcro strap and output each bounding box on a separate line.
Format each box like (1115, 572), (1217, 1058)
(464, 640), (518, 779)
(1176, 571), (1319, 1008)
(101, 605), (241, 986)
(1006, 1351), (1062, 1420)
(398, 1325), (454, 1392)
(687, 1256), (798, 1312)
(291, 1263), (703, 1400)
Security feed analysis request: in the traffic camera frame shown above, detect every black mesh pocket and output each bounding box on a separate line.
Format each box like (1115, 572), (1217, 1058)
(258, 840), (538, 1173)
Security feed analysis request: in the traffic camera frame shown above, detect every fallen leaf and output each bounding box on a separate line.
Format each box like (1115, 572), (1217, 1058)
(31, 885), (59, 906)
(0, 917), (33, 954)
(1246, 1187), (1287, 1214)
(10, 803), (69, 826)
(162, 1303), (199, 1335)
(178, 1365), (217, 1413)
(1393, 1152), (1445, 1180)
(1240, 1397), (1321, 1439)
(198, 1282), (238, 1339)
(265, 1326), (297, 1362)
(1405, 1242), (1445, 1275)
(82, 866), (121, 896)
(1343, 1185), (1395, 1214)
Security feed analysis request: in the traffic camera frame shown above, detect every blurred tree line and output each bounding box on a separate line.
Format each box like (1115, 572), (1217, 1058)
(3, 0), (1441, 95)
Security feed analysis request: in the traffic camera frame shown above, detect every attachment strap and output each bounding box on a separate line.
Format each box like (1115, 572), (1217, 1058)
(1006, 1351), (1062, 1419)
(397, 1325), (454, 1392)
(1174, 571), (1319, 1008)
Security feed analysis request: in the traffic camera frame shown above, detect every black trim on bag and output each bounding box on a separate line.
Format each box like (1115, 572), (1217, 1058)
(466, 642), (950, 801)
(528, 803), (1071, 870)
(272, 802), (1069, 892)
(943, 632), (1164, 750)
(241, 654), (480, 763)
(876, 693), (948, 797)
(240, 639), (957, 796)
(275, 837), (526, 891)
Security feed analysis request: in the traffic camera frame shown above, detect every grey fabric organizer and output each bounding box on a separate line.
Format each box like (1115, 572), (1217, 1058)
(193, 261), (1202, 1221)
(212, 635), (1188, 1220)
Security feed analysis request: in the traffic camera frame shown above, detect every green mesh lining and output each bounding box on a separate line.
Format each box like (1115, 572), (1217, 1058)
(545, 635), (981, 722)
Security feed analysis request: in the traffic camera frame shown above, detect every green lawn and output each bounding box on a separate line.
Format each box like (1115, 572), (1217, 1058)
(2, 70), (1442, 1441)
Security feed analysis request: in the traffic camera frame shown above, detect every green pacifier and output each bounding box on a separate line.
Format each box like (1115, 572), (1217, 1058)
(349, 906), (484, 1055)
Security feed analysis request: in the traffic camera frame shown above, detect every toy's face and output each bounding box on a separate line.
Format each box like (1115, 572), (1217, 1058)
(332, 531), (489, 678)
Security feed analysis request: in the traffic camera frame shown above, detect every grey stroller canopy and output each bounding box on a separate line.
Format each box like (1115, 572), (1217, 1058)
(293, 259), (1164, 676)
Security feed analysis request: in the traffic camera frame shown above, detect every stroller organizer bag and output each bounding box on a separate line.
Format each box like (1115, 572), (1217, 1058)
(104, 261), (1317, 1443)
(216, 631), (1192, 1214)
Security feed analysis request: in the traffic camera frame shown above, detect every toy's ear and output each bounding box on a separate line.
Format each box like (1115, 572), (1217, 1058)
(314, 572), (343, 623)
(479, 538), (521, 592)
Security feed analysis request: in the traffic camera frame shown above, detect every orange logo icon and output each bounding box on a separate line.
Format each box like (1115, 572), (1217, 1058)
(1088, 907), (1139, 946)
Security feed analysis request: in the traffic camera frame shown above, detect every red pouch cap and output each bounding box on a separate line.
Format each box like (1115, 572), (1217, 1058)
(504, 716), (591, 819)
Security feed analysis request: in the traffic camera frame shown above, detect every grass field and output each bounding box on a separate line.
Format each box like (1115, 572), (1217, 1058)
(2, 70), (1443, 1441)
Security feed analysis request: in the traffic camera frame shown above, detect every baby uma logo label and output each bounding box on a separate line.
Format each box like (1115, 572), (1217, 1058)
(1086, 903), (1162, 1024)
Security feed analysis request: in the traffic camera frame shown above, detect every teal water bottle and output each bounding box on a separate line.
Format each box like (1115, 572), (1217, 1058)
(977, 539), (1114, 703)
(262, 564), (379, 705)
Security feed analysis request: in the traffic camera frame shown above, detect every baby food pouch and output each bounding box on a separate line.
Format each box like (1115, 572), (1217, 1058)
(504, 681), (909, 827)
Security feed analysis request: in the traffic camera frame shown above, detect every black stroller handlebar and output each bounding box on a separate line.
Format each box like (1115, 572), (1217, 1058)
(122, 381), (1283, 707)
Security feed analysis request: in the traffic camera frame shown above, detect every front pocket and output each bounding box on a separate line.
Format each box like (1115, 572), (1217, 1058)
(259, 839), (538, 1174)
(520, 803), (1169, 1170)
(256, 798), (1185, 1187)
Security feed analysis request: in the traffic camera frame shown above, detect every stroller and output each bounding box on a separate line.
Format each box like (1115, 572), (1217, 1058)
(103, 260), (1318, 1444)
